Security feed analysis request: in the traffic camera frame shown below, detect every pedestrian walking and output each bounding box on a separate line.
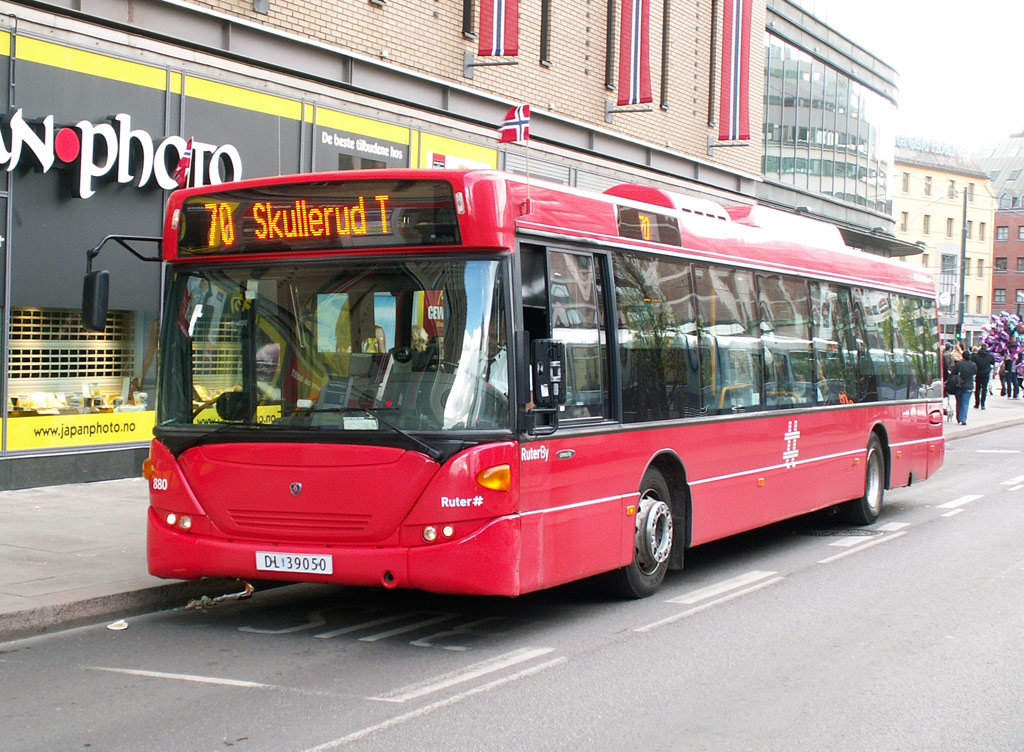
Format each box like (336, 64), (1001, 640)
(1000, 357), (1015, 397)
(947, 348), (977, 425)
(971, 342), (996, 409)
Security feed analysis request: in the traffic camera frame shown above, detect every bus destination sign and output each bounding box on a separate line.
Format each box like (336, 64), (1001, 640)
(616, 206), (682, 246)
(176, 179), (461, 255)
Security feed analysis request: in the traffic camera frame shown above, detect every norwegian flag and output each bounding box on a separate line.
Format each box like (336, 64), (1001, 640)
(617, 0), (652, 106)
(478, 0), (519, 57)
(173, 137), (194, 188)
(498, 105), (530, 143)
(718, 0), (753, 140)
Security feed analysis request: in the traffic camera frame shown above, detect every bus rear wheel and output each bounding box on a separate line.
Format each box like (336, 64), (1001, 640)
(609, 469), (673, 598)
(839, 436), (885, 525)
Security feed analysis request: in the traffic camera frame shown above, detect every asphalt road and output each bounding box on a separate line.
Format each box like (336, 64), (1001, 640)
(2, 426), (1022, 751)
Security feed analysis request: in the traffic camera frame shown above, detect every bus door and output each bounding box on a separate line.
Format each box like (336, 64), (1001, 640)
(517, 248), (628, 590)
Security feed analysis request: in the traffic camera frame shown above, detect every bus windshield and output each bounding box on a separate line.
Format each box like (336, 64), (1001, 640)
(158, 257), (510, 434)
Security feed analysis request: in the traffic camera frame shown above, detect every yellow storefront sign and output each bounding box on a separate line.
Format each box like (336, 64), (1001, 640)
(419, 133), (497, 169)
(7, 411), (156, 451)
(193, 404), (282, 425)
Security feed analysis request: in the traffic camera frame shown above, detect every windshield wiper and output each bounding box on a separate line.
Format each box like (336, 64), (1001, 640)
(305, 405), (443, 461)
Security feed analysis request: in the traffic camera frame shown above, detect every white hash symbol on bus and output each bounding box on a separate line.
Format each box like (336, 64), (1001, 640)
(783, 420), (800, 469)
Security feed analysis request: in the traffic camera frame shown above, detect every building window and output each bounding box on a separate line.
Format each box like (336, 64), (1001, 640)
(947, 180), (956, 199)
(995, 289), (1006, 305)
(461, 0), (475, 36)
(900, 212), (908, 232)
(605, 0), (615, 89)
(1018, 257), (1024, 272)
(921, 253), (929, 268)
(995, 257), (1008, 272)
(1018, 290), (1024, 304)
(976, 296), (982, 314)
(923, 215), (930, 235)
(967, 220), (973, 239)
(1018, 226), (1024, 240)
(901, 172), (910, 192)
(1011, 169), (1022, 180)
(968, 182), (975, 202)
(659, 0), (670, 108)
(941, 254), (957, 273)
(980, 222), (986, 241)
(924, 176), (932, 196)
(945, 218), (954, 237)
(540, 0), (552, 64)
(997, 226), (1009, 241)
(977, 258), (984, 276)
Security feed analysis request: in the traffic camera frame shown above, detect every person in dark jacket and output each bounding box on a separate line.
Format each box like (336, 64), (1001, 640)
(949, 349), (977, 425)
(942, 343), (954, 384)
(971, 342), (996, 409)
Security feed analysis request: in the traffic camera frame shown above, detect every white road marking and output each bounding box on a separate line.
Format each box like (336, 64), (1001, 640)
(1001, 474), (1024, 485)
(635, 576), (784, 633)
(88, 667), (353, 698)
(977, 450), (1021, 454)
(817, 531), (907, 564)
(92, 666), (273, 688)
(666, 570), (778, 605)
(1008, 485), (1024, 492)
(303, 658), (568, 750)
(829, 537), (868, 548)
(942, 508), (966, 518)
(878, 522), (910, 531)
(937, 494), (984, 509)
(314, 612), (435, 639)
(358, 614), (456, 642)
(370, 647), (555, 703)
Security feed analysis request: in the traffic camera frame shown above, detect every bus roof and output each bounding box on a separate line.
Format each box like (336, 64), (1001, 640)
(165, 169), (935, 298)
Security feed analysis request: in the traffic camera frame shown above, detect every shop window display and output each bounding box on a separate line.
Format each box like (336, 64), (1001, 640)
(6, 308), (156, 450)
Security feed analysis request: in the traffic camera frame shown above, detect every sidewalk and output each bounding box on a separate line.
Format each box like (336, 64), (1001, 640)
(2, 396), (1023, 643)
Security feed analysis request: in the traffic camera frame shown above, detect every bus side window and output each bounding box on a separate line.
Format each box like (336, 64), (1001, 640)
(548, 250), (611, 420)
(757, 273), (813, 409)
(694, 265), (763, 414)
(612, 251), (701, 422)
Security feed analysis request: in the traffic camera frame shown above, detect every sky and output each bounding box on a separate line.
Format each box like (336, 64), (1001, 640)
(800, 1), (1024, 155)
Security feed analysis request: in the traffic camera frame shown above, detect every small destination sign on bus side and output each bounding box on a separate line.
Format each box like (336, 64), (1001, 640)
(616, 206), (682, 246)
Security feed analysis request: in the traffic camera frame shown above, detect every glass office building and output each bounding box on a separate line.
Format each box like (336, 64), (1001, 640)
(763, 33), (896, 214)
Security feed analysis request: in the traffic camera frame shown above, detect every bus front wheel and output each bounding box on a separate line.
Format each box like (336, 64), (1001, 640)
(610, 468), (673, 598)
(840, 435), (885, 525)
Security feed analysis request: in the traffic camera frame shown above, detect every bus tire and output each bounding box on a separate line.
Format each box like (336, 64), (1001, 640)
(840, 435), (885, 525)
(609, 468), (673, 598)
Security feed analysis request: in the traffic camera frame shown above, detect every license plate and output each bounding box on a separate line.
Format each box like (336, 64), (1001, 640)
(255, 551), (333, 575)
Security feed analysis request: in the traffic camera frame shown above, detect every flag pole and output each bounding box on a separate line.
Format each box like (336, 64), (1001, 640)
(524, 133), (531, 214)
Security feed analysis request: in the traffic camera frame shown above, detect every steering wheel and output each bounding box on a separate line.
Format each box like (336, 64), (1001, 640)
(192, 395), (220, 420)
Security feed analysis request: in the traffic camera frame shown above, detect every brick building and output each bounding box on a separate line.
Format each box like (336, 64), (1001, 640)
(991, 210), (1024, 317)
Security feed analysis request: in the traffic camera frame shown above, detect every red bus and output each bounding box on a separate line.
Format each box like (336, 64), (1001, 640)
(84, 169), (945, 598)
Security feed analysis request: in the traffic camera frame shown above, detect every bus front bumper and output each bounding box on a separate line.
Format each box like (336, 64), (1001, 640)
(147, 507), (523, 596)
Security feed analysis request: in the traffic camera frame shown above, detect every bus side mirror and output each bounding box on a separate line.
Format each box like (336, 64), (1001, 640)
(82, 270), (110, 332)
(216, 391), (253, 422)
(531, 339), (566, 408)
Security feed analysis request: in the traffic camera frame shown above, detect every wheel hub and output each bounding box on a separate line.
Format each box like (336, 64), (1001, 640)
(635, 494), (673, 572)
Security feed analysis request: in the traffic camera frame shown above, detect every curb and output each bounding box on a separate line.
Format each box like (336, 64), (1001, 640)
(0, 578), (243, 643)
(945, 417), (1024, 441)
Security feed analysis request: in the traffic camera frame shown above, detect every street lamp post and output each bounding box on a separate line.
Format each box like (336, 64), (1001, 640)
(957, 187), (968, 341)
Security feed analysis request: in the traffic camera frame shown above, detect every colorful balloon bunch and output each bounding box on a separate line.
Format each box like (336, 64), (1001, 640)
(980, 312), (1024, 377)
